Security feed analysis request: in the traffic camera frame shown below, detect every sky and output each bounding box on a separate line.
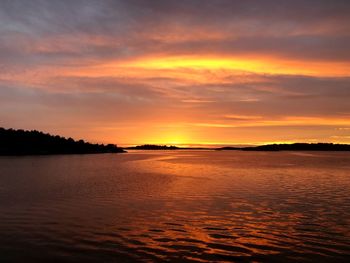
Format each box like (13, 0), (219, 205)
(1, 0), (350, 146)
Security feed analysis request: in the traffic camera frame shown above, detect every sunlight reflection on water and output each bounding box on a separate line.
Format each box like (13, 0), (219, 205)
(0, 151), (349, 262)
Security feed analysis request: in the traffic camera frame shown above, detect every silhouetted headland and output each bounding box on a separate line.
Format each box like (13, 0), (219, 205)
(217, 143), (350, 151)
(0, 127), (126, 155)
(127, 144), (180, 150)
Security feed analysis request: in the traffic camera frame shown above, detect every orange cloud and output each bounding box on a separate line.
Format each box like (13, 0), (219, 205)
(1, 1), (350, 145)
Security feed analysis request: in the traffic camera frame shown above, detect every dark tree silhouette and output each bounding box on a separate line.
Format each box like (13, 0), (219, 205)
(0, 127), (126, 155)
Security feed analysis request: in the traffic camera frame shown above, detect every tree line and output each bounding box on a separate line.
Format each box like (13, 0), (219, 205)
(0, 127), (125, 155)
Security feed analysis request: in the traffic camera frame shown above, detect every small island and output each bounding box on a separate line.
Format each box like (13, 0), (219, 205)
(0, 127), (126, 155)
(127, 144), (180, 150)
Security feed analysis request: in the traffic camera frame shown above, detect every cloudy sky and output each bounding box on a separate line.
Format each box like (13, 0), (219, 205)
(1, 0), (350, 145)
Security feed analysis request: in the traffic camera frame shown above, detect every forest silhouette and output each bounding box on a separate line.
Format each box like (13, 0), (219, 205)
(0, 127), (125, 155)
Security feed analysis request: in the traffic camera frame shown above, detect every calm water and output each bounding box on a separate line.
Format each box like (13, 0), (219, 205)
(0, 151), (349, 262)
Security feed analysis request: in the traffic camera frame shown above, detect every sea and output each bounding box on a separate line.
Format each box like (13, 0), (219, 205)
(0, 150), (349, 262)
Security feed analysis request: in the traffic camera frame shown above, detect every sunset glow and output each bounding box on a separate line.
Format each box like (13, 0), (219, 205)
(2, 2), (350, 263)
(1, 0), (350, 145)
(124, 56), (350, 77)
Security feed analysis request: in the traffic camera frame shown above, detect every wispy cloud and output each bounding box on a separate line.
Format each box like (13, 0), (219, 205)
(1, 0), (349, 144)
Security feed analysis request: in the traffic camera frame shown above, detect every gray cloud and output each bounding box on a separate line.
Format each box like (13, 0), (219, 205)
(1, 0), (350, 69)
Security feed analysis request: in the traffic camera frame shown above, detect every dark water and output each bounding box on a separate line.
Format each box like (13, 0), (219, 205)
(0, 151), (349, 262)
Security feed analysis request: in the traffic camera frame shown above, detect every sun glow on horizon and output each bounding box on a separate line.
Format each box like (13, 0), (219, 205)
(141, 132), (190, 146)
(1, 1), (350, 146)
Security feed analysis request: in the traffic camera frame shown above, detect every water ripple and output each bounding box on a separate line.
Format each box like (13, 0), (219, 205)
(0, 151), (349, 262)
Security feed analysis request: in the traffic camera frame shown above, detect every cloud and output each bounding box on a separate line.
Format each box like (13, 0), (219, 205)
(1, 0), (350, 144)
(1, 0), (350, 70)
(1, 73), (349, 125)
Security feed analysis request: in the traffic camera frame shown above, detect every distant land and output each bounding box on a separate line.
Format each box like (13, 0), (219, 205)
(129, 143), (350, 151)
(217, 143), (350, 151)
(127, 144), (180, 150)
(126, 144), (210, 150)
(0, 127), (125, 155)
